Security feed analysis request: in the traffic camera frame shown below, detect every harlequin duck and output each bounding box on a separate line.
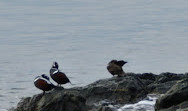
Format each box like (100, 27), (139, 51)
(50, 62), (71, 86)
(107, 60), (127, 77)
(34, 74), (55, 95)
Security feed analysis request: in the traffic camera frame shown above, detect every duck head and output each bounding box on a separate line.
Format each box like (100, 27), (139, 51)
(52, 61), (59, 69)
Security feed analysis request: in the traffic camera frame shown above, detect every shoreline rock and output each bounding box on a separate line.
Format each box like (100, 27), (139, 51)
(155, 77), (188, 111)
(11, 72), (187, 111)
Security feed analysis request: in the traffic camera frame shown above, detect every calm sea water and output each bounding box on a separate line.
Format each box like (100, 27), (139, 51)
(0, 0), (188, 110)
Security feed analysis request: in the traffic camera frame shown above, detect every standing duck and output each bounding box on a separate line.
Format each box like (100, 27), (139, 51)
(50, 62), (71, 86)
(107, 60), (127, 77)
(34, 74), (55, 95)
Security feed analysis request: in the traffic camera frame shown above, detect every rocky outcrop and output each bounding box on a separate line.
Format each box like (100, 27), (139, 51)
(81, 75), (147, 105)
(12, 73), (187, 111)
(155, 77), (188, 111)
(14, 87), (87, 111)
(143, 72), (186, 94)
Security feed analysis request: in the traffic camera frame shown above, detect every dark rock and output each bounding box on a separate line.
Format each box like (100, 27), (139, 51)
(136, 73), (157, 86)
(144, 72), (185, 94)
(147, 81), (177, 94)
(14, 88), (87, 111)
(98, 106), (116, 111)
(81, 75), (147, 106)
(155, 78), (188, 111)
(12, 72), (187, 111)
(156, 72), (185, 83)
(137, 73), (157, 81)
(157, 101), (188, 111)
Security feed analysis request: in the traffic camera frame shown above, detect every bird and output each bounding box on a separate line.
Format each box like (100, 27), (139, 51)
(50, 62), (71, 86)
(51, 61), (59, 69)
(107, 60), (127, 77)
(34, 74), (55, 95)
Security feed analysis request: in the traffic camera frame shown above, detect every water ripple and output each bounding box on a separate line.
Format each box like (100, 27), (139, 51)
(10, 88), (26, 90)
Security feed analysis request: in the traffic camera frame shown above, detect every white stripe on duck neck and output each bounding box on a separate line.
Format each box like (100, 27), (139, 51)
(52, 69), (59, 74)
(34, 76), (51, 84)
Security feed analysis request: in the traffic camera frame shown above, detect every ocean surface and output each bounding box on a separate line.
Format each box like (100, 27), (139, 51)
(0, 0), (188, 110)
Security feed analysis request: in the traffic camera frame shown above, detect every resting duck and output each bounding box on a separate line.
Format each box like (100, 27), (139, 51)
(50, 62), (71, 86)
(107, 60), (127, 77)
(34, 74), (55, 95)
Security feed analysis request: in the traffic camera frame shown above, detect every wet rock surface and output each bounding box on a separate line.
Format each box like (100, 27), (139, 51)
(155, 77), (188, 111)
(11, 73), (187, 111)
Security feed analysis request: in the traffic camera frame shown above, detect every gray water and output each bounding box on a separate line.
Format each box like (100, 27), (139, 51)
(0, 0), (188, 110)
